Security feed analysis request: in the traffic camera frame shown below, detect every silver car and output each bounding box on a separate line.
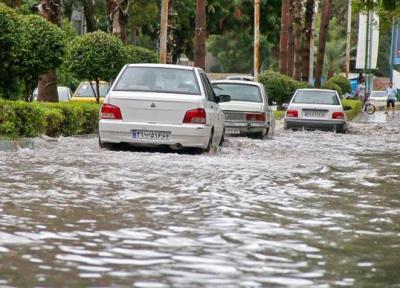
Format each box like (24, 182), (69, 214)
(284, 88), (348, 133)
(212, 80), (275, 139)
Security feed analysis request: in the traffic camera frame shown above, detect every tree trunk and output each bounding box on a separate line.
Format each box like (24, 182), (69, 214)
(315, 0), (331, 88)
(293, 0), (303, 80)
(83, 0), (96, 32)
(279, 0), (290, 75)
(287, 2), (295, 77)
(37, 0), (63, 102)
(194, 0), (206, 69)
(167, 0), (176, 64)
(302, 0), (315, 82)
(38, 71), (59, 102)
(107, 0), (129, 44)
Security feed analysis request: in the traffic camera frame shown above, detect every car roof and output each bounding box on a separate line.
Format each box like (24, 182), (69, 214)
(211, 80), (262, 86)
(126, 63), (196, 71)
(296, 88), (337, 93)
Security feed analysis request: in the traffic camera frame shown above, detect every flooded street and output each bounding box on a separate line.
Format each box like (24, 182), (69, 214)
(0, 118), (400, 287)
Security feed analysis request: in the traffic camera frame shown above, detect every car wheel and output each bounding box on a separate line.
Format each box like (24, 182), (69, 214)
(219, 129), (225, 146)
(204, 129), (214, 153)
(335, 125), (346, 134)
(99, 136), (113, 149)
(253, 130), (267, 139)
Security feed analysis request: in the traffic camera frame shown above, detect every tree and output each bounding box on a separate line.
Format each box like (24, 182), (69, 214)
(315, 0), (332, 87)
(287, 2), (295, 77)
(293, 0), (303, 80)
(0, 3), (21, 99)
(195, 0), (206, 69)
(65, 31), (126, 103)
(107, 0), (128, 44)
(302, 0), (315, 82)
(279, 0), (290, 75)
(126, 45), (158, 63)
(37, 0), (63, 103)
(17, 14), (65, 101)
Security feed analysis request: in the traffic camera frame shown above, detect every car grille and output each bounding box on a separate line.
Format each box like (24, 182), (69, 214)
(223, 111), (246, 121)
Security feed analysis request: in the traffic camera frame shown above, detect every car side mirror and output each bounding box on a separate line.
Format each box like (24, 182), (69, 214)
(217, 94), (231, 103)
(282, 103), (289, 110)
(343, 105), (352, 111)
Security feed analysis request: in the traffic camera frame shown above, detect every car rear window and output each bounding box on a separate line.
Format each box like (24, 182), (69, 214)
(371, 91), (386, 98)
(75, 83), (110, 97)
(213, 83), (262, 103)
(113, 67), (201, 95)
(293, 90), (340, 105)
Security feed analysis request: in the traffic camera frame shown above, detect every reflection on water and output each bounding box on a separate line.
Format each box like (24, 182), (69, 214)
(0, 122), (399, 287)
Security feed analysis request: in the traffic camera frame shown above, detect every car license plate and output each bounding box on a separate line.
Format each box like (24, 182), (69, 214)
(132, 130), (171, 140)
(225, 128), (241, 135)
(304, 111), (326, 118)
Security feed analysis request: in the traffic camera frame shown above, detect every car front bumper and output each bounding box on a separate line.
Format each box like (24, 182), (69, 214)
(284, 118), (347, 131)
(224, 121), (269, 135)
(99, 120), (211, 149)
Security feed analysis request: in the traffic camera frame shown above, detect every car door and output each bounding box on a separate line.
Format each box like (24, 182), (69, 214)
(199, 72), (224, 138)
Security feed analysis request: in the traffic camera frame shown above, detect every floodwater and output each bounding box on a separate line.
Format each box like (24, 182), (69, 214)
(0, 119), (399, 287)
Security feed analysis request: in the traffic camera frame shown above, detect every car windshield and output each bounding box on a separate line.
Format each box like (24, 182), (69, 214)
(113, 67), (201, 95)
(57, 88), (70, 101)
(371, 91), (386, 98)
(213, 83), (262, 103)
(75, 82), (110, 97)
(293, 90), (340, 105)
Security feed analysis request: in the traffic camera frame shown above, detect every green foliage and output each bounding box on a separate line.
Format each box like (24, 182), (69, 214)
(326, 75), (352, 94)
(126, 45), (158, 64)
(0, 100), (100, 138)
(0, 100), (46, 138)
(0, 3), (21, 99)
(17, 14), (66, 97)
(342, 99), (363, 120)
(321, 81), (343, 96)
(65, 31), (127, 84)
(258, 71), (312, 105)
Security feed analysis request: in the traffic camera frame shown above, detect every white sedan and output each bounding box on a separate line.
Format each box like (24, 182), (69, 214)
(99, 64), (229, 152)
(211, 80), (275, 138)
(284, 88), (348, 133)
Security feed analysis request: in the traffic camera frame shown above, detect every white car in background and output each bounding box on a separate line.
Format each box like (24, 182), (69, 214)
(369, 90), (388, 102)
(99, 64), (229, 152)
(211, 80), (275, 139)
(284, 88), (348, 133)
(33, 86), (73, 102)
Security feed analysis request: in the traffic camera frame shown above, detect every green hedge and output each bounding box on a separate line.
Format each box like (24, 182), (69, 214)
(0, 100), (100, 138)
(258, 71), (312, 106)
(321, 81), (343, 97)
(327, 75), (351, 94)
(342, 99), (362, 121)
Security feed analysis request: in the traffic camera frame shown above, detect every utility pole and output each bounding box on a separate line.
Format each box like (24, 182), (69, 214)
(159, 0), (169, 64)
(345, 0), (352, 79)
(389, 17), (396, 83)
(194, 0), (206, 69)
(254, 0), (260, 80)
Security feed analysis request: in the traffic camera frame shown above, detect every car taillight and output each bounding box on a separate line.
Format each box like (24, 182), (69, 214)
(100, 104), (122, 120)
(246, 112), (266, 122)
(183, 108), (206, 124)
(332, 111), (345, 119)
(286, 109), (298, 117)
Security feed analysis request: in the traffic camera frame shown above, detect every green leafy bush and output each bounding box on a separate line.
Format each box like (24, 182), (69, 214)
(326, 75), (351, 94)
(126, 45), (158, 64)
(0, 4), (21, 99)
(258, 71), (312, 106)
(0, 100), (46, 137)
(65, 31), (126, 103)
(0, 100), (100, 138)
(342, 99), (362, 120)
(17, 14), (66, 100)
(321, 81), (343, 97)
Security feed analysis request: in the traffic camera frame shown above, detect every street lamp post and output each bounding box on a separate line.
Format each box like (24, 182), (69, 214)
(345, 0), (352, 79)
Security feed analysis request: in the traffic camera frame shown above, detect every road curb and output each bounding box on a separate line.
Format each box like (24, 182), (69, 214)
(0, 138), (35, 152)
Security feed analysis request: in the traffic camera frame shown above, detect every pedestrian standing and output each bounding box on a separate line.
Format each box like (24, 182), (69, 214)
(385, 82), (397, 114)
(356, 80), (366, 102)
